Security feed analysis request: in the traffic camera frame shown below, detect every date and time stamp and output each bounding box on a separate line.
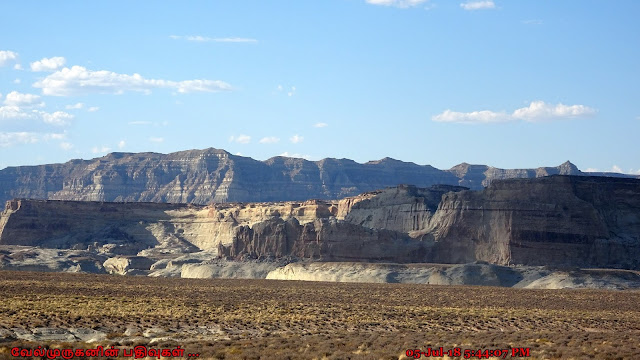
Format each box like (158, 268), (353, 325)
(405, 347), (531, 359)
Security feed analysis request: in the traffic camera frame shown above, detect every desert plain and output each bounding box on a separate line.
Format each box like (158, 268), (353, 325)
(1, 270), (639, 360)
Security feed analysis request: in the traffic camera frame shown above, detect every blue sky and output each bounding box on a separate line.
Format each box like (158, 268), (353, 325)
(0, 0), (638, 173)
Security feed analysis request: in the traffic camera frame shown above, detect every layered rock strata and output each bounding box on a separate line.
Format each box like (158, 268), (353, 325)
(1, 176), (639, 271)
(3, 147), (630, 205)
(425, 176), (640, 269)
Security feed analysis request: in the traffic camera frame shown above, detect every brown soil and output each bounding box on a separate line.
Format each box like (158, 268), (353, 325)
(0, 270), (639, 359)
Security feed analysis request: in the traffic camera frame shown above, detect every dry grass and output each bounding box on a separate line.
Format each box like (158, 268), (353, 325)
(0, 270), (639, 359)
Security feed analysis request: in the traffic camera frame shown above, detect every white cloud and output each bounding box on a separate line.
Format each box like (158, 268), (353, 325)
(0, 106), (30, 120)
(118, 140), (126, 149)
(0, 131), (64, 147)
(65, 102), (84, 110)
(128, 121), (152, 125)
(170, 35), (258, 43)
(30, 56), (66, 72)
(0, 103), (73, 125)
(0, 50), (18, 67)
(279, 152), (311, 160)
(460, 1), (496, 10)
(3, 91), (44, 108)
(13, 79), (20, 84)
(88, 106), (99, 112)
(586, 166), (640, 175)
(60, 142), (74, 150)
(432, 109), (510, 124)
(0, 132), (39, 147)
(276, 84), (296, 96)
(313, 122), (328, 128)
(33, 65), (232, 96)
(432, 101), (596, 124)
(366, 0), (430, 8)
(13, 64), (23, 70)
(40, 111), (74, 126)
(175, 79), (231, 93)
(610, 165), (623, 173)
(149, 137), (164, 143)
(92, 146), (111, 154)
(289, 134), (304, 144)
(259, 136), (280, 144)
(229, 134), (251, 144)
(44, 133), (66, 140)
(512, 101), (596, 120)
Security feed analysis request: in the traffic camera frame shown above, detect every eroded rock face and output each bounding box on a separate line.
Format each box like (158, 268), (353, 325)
(425, 176), (640, 269)
(219, 218), (430, 262)
(338, 184), (466, 232)
(1, 176), (639, 271)
(2, 147), (626, 205)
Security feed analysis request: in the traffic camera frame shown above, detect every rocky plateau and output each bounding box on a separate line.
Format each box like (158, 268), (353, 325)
(1, 147), (637, 205)
(0, 174), (639, 289)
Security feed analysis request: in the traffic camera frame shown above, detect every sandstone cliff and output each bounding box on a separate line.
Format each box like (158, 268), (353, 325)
(424, 176), (640, 269)
(2, 147), (627, 205)
(1, 176), (639, 272)
(0, 198), (341, 254)
(219, 218), (427, 262)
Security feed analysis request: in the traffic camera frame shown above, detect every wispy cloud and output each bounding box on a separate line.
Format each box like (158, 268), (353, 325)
(92, 146), (111, 154)
(460, 1), (496, 10)
(30, 56), (66, 72)
(65, 102), (84, 110)
(128, 121), (152, 125)
(229, 134), (251, 144)
(88, 106), (99, 112)
(0, 131), (66, 147)
(276, 84), (297, 97)
(584, 166), (640, 175)
(0, 132), (38, 147)
(289, 134), (304, 144)
(170, 35), (257, 43)
(0, 50), (19, 67)
(149, 137), (164, 143)
(313, 122), (328, 128)
(279, 152), (311, 160)
(41, 111), (74, 126)
(365, 0), (430, 8)
(522, 19), (543, 25)
(259, 136), (280, 144)
(432, 101), (596, 124)
(118, 140), (126, 149)
(60, 142), (74, 150)
(0, 104), (74, 126)
(33, 65), (232, 96)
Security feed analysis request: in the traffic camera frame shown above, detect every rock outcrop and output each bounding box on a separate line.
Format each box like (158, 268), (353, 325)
(1, 176), (639, 273)
(3, 147), (633, 205)
(425, 176), (640, 269)
(218, 217), (427, 262)
(337, 184), (466, 232)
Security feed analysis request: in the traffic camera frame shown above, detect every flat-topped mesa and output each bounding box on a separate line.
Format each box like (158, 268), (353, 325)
(1, 178), (639, 270)
(3, 147), (637, 205)
(426, 175), (640, 269)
